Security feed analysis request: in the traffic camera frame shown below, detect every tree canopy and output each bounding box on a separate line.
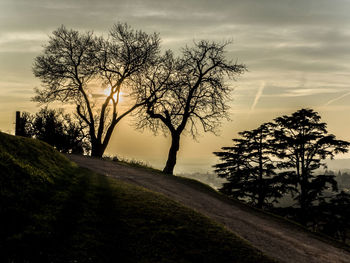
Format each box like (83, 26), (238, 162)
(135, 40), (246, 174)
(215, 109), (350, 218)
(272, 108), (350, 223)
(21, 107), (90, 154)
(33, 24), (160, 157)
(33, 25), (246, 168)
(214, 123), (287, 208)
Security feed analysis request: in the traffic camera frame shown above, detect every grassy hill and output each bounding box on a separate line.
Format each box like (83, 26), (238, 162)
(0, 132), (274, 263)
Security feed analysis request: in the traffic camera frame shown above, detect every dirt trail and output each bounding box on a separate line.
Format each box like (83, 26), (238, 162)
(68, 154), (350, 263)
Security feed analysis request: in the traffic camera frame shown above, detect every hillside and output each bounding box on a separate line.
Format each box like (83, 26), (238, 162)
(69, 154), (350, 263)
(0, 132), (273, 263)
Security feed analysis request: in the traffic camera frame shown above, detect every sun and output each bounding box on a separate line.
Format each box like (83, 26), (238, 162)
(103, 85), (124, 102)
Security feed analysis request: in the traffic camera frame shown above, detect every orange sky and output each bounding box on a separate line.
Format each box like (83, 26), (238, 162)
(2, 0), (350, 173)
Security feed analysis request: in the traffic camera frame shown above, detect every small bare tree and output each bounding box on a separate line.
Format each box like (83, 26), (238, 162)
(33, 24), (160, 157)
(135, 41), (246, 174)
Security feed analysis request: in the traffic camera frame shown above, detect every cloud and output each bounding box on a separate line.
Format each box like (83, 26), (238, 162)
(280, 88), (339, 97)
(2, 0), (350, 129)
(250, 81), (265, 111)
(0, 31), (48, 52)
(324, 91), (350, 106)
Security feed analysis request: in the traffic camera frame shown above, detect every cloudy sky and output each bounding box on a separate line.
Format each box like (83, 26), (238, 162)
(1, 0), (350, 173)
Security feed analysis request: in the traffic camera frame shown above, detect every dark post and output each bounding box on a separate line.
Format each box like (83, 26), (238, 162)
(15, 111), (22, 136)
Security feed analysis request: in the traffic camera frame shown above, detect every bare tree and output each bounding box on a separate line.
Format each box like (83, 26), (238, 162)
(33, 24), (160, 157)
(135, 41), (246, 174)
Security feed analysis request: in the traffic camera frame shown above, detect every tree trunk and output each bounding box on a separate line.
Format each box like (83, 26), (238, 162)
(257, 142), (264, 209)
(299, 176), (308, 225)
(257, 194), (264, 209)
(163, 133), (180, 175)
(91, 141), (106, 158)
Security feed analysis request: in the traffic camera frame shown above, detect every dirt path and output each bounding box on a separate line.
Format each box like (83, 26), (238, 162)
(68, 154), (350, 263)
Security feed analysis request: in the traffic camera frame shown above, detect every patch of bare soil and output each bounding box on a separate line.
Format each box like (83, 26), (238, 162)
(68, 154), (350, 263)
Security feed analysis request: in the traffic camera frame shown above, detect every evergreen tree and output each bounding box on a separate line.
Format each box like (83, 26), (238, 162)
(317, 191), (350, 243)
(214, 123), (286, 208)
(272, 108), (349, 224)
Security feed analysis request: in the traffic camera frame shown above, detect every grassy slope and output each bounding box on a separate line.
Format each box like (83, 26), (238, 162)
(114, 158), (350, 253)
(0, 132), (274, 263)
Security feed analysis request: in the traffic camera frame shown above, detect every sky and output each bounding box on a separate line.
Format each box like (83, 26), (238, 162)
(1, 0), (350, 173)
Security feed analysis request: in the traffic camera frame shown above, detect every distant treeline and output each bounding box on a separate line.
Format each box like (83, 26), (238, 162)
(180, 170), (350, 194)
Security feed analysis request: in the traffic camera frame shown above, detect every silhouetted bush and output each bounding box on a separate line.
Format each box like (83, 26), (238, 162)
(21, 107), (90, 154)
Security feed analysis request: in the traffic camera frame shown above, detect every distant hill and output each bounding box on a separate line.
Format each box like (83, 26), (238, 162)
(178, 172), (227, 190)
(325, 158), (350, 172)
(178, 159), (350, 192)
(0, 132), (272, 263)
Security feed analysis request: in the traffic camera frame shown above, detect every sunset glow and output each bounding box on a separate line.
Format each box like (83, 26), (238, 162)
(1, 0), (350, 173)
(103, 85), (124, 102)
(3, 2), (350, 260)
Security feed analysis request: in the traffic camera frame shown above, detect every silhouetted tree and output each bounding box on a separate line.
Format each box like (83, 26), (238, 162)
(33, 24), (160, 157)
(18, 112), (34, 138)
(135, 41), (246, 174)
(22, 107), (90, 154)
(318, 191), (350, 243)
(272, 108), (350, 224)
(214, 123), (288, 208)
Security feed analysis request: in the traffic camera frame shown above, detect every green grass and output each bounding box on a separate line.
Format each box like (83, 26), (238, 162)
(0, 132), (275, 262)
